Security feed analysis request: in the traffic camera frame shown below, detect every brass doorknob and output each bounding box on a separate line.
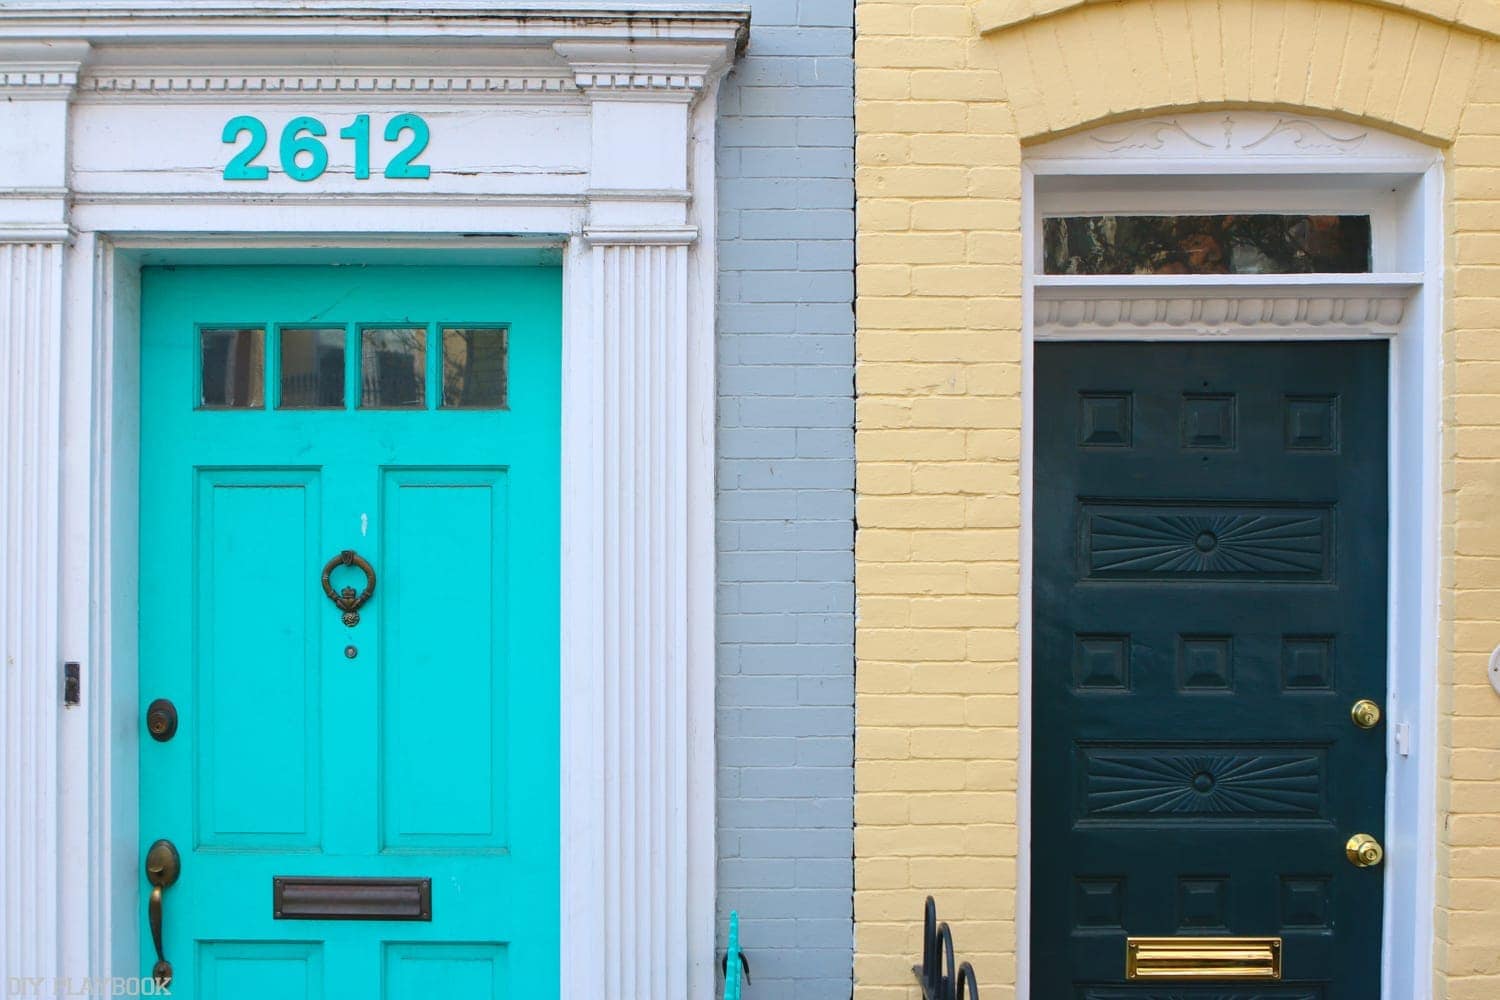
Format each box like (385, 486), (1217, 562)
(144, 839), (181, 987)
(1351, 699), (1382, 729)
(1346, 833), (1384, 868)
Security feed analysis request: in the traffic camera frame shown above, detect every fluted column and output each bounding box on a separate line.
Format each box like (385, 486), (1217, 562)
(562, 231), (715, 999)
(0, 242), (66, 985)
(561, 232), (713, 998)
(602, 237), (693, 998)
(0, 40), (84, 989)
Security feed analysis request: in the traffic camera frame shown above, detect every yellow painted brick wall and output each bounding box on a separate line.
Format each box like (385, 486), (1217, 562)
(853, 1), (1500, 997)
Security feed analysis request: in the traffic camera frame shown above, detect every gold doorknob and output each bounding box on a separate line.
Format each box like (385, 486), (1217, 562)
(1346, 833), (1384, 868)
(1351, 699), (1382, 729)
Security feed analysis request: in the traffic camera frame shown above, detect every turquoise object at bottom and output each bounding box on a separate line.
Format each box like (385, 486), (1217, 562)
(724, 911), (742, 1000)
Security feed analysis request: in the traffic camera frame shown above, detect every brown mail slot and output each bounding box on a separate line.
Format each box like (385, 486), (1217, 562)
(273, 876), (431, 921)
(1126, 937), (1282, 981)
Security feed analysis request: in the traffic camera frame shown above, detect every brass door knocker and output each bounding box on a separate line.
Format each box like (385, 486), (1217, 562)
(321, 549), (376, 626)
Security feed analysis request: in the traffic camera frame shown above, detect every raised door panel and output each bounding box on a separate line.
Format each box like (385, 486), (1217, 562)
(380, 469), (510, 851)
(197, 942), (324, 1000)
(195, 470), (323, 849)
(383, 943), (508, 1000)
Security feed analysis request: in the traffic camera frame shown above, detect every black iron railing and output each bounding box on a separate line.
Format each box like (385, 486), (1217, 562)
(913, 896), (978, 1000)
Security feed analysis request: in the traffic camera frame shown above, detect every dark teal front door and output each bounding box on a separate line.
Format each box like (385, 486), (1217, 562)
(1032, 341), (1387, 998)
(139, 265), (560, 998)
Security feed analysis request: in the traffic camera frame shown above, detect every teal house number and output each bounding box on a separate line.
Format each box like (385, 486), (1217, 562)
(221, 114), (431, 181)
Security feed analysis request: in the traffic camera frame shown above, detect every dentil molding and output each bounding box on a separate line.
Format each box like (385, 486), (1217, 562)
(83, 73), (579, 100)
(0, 41), (88, 99)
(555, 41), (734, 102)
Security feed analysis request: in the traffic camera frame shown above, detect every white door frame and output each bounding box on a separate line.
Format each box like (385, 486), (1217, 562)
(0, 6), (746, 997)
(1017, 111), (1444, 1000)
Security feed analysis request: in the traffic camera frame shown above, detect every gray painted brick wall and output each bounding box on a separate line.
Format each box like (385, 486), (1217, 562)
(716, 2), (855, 996)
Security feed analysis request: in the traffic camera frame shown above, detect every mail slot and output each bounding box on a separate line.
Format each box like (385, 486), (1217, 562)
(1126, 937), (1282, 981)
(273, 876), (431, 921)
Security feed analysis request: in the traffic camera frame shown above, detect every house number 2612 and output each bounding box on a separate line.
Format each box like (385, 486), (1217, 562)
(221, 114), (431, 181)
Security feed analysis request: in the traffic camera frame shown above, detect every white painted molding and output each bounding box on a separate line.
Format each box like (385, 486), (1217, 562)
(0, 43), (84, 236)
(583, 225), (700, 245)
(572, 70), (707, 94)
(1026, 112), (1434, 176)
(566, 235), (702, 998)
(0, 41), (88, 98)
(0, 3), (752, 48)
(83, 73), (578, 100)
(556, 40), (733, 104)
(1087, 115), (1370, 155)
(1029, 110), (1437, 163)
(0, 222), (74, 242)
(0, 66), (77, 95)
(0, 241), (66, 986)
(1034, 277), (1420, 337)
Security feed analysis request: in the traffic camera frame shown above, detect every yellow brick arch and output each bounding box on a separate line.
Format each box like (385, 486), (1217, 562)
(977, 0), (1500, 45)
(974, 0), (1486, 144)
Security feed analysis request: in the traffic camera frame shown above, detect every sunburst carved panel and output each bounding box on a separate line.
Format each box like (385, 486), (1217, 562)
(1083, 504), (1331, 580)
(1081, 747), (1325, 819)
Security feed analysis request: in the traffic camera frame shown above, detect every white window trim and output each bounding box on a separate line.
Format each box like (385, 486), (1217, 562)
(1018, 110), (1443, 1000)
(0, 6), (747, 997)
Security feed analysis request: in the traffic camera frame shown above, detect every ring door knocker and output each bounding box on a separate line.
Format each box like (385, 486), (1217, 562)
(321, 549), (376, 627)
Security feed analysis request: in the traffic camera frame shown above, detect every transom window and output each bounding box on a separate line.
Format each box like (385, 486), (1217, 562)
(198, 322), (508, 410)
(1043, 214), (1372, 275)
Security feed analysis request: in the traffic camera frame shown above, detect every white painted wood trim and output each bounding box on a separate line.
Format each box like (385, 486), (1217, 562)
(1016, 161), (1038, 1000)
(1034, 276), (1420, 339)
(0, 240), (66, 986)
(0, 2), (753, 45)
(684, 78), (721, 1000)
(0, 9), (742, 995)
(1017, 112), (1443, 1000)
(591, 236), (695, 997)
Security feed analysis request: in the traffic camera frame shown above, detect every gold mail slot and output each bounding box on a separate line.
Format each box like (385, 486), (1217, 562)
(1126, 937), (1282, 981)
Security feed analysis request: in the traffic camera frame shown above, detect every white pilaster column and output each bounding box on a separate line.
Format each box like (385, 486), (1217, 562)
(557, 38), (729, 1000)
(0, 41), (86, 988)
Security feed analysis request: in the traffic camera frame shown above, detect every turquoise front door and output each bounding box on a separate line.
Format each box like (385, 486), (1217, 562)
(139, 264), (561, 998)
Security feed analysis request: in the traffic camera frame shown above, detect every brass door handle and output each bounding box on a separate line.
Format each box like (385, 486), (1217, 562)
(1346, 833), (1384, 868)
(144, 839), (181, 987)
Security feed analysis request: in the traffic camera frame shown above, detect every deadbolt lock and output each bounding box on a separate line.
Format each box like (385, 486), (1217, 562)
(1346, 833), (1384, 869)
(146, 699), (178, 743)
(1350, 699), (1382, 730)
